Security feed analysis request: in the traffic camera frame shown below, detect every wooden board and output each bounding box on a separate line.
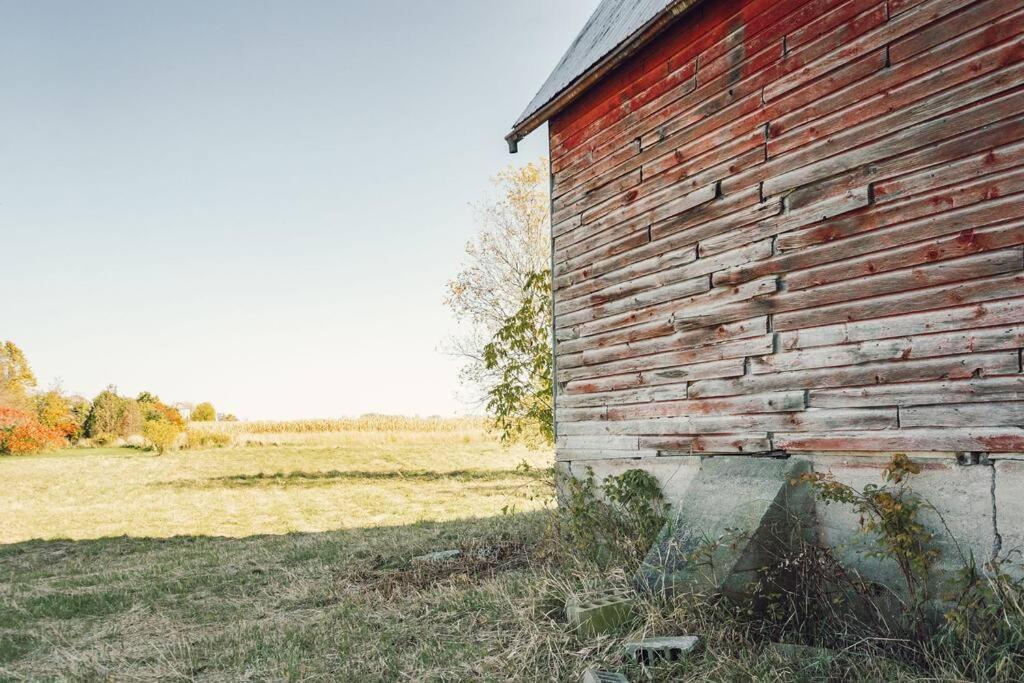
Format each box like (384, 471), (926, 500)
(544, 0), (1024, 461)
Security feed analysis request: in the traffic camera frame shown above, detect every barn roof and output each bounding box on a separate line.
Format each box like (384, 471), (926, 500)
(506, 0), (702, 152)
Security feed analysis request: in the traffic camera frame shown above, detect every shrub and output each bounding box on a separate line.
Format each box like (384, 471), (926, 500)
(0, 407), (64, 455)
(191, 416), (487, 434)
(90, 433), (119, 447)
(557, 467), (667, 569)
(191, 402), (216, 422)
(799, 453), (938, 629)
(85, 388), (142, 438)
(938, 559), (1024, 680)
(184, 429), (232, 450)
(143, 420), (182, 455)
(35, 390), (86, 440)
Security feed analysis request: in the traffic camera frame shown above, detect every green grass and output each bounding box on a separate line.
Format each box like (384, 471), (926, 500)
(0, 511), (937, 681)
(0, 432), (550, 542)
(1, 432), (1018, 680)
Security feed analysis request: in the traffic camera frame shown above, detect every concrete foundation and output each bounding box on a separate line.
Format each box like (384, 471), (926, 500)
(994, 458), (1024, 569)
(798, 455), (998, 592)
(636, 456), (814, 599)
(580, 453), (1024, 592)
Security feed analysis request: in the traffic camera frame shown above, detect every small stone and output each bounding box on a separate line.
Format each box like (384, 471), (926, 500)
(624, 635), (700, 664)
(581, 668), (628, 683)
(411, 549), (461, 563)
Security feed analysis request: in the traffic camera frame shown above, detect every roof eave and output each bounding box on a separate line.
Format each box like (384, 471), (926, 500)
(506, 0), (704, 153)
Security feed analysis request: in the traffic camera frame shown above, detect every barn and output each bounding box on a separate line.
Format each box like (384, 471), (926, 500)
(508, 0), (1024, 575)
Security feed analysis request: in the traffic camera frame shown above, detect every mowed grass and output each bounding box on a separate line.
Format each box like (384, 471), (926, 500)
(0, 511), (928, 681)
(0, 430), (551, 543)
(0, 428), (990, 680)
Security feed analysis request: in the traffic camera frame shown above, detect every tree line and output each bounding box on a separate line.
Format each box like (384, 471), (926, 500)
(0, 341), (222, 455)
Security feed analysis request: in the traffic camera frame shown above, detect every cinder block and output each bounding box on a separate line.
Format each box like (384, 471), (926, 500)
(581, 668), (628, 683)
(411, 549), (461, 563)
(624, 635), (700, 664)
(637, 456), (814, 600)
(566, 588), (635, 638)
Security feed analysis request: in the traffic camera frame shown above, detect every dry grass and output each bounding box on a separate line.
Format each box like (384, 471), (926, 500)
(0, 511), (935, 681)
(2, 430), (1018, 680)
(0, 430), (550, 543)
(192, 415), (491, 434)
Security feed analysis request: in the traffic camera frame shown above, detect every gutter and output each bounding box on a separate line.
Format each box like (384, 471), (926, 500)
(506, 0), (705, 153)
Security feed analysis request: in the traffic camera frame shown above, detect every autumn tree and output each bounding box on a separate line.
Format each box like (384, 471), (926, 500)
(143, 420), (182, 455)
(35, 389), (88, 440)
(0, 341), (37, 409)
(138, 392), (184, 425)
(445, 160), (552, 441)
(191, 402), (216, 422)
(0, 345), (67, 454)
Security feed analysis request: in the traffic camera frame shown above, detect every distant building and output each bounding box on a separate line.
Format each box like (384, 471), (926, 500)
(173, 403), (194, 421)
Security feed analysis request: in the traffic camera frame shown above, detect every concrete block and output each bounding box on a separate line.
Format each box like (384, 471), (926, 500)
(623, 635), (700, 664)
(995, 459), (1024, 575)
(412, 549), (461, 563)
(581, 669), (628, 683)
(802, 456), (995, 593)
(637, 456), (814, 600)
(566, 588), (635, 638)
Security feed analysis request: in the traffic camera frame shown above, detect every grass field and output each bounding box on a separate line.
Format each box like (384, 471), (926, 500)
(0, 430), (550, 543)
(0, 427), (1016, 680)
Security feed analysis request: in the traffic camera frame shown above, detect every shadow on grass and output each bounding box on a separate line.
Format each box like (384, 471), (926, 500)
(0, 510), (553, 675)
(161, 467), (552, 488)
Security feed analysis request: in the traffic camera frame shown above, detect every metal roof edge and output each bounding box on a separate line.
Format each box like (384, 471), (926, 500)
(506, 0), (704, 153)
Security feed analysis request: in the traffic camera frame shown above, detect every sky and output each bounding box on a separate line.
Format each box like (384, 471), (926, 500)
(0, 0), (597, 419)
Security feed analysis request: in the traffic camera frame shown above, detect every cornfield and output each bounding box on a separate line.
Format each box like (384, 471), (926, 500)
(191, 415), (491, 434)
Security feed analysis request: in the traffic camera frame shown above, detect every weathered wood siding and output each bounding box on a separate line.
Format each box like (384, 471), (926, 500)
(548, 0), (1024, 462)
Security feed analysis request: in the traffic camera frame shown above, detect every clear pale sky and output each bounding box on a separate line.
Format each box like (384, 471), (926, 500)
(1, 0), (597, 419)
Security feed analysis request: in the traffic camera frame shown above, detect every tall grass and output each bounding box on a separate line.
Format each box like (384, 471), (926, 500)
(191, 415), (491, 434)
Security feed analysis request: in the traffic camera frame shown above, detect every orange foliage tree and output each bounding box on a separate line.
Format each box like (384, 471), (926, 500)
(0, 406), (65, 455)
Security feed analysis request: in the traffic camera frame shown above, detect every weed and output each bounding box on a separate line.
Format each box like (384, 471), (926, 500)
(557, 467), (667, 570)
(798, 454), (938, 632)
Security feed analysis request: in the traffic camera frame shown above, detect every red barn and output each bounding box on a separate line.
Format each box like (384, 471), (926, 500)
(509, 0), (1024, 569)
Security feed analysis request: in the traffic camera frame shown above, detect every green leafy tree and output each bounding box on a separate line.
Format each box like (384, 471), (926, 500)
(0, 341), (37, 409)
(191, 402), (216, 422)
(482, 270), (553, 446)
(136, 391), (159, 405)
(84, 387), (142, 438)
(138, 392), (183, 425)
